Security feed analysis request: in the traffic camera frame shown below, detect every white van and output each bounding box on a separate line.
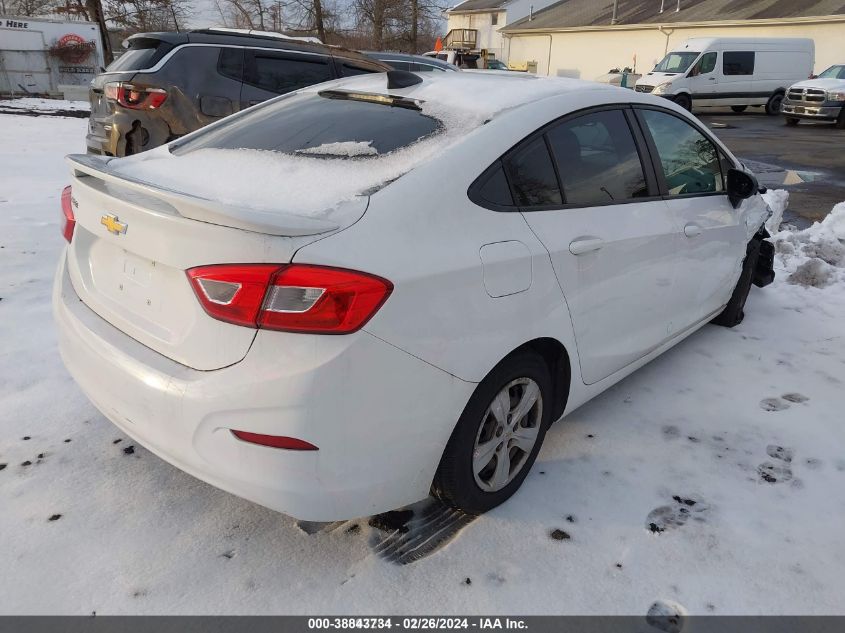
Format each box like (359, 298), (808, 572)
(634, 37), (814, 114)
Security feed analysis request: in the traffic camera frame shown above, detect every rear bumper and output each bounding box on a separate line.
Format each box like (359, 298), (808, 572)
(781, 100), (843, 121)
(53, 252), (473, 520)
(86, 110), (172, 157)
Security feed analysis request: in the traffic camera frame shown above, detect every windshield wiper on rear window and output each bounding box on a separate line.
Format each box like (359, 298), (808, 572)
(318, 89), (423, 111)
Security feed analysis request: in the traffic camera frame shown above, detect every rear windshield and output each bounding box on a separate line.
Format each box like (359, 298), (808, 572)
(172, 91), (442, 158)
(106, 40), (171, 72)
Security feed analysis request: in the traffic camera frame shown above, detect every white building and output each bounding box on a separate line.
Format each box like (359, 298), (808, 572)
(1, 16), (105, 97)
(444, 0), (559, 63)
(499, 0), (845, 80)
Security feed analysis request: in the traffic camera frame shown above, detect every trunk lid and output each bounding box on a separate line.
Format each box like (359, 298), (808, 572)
(65, 154), (366, 370)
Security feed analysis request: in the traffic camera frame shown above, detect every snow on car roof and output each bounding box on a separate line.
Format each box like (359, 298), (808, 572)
(301, 71), (618, 120)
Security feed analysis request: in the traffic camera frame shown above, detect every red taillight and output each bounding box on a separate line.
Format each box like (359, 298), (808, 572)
(104, 82), (167, 109)
(60, 185), (75, 243)
(186, 264), (393, 334)
(231, 430), (318, 451)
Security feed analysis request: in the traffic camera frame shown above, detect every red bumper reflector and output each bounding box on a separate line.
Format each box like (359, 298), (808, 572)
(60, 185), (75, 243)
(231, 430), (318, 451)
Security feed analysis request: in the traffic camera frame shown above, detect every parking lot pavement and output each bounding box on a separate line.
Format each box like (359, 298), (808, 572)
(698, 108), (845, 228)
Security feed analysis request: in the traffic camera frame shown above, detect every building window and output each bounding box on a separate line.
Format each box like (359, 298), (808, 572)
(491, 12), (498, 25)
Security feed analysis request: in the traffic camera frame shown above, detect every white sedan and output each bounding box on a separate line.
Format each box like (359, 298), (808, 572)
(53, 71), (773, 521)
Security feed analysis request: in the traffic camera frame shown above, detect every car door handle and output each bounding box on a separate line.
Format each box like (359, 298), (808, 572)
(708, 77), (716, 81)
(569, 237), (604, 255)
(684, 223), (703, 238)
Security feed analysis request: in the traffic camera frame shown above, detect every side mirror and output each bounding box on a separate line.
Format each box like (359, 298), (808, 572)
(727, 168), (759, 208)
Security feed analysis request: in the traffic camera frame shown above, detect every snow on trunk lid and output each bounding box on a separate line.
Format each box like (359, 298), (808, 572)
(64, 158), (364, 371)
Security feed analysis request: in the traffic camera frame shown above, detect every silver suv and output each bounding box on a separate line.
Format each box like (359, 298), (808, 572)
(87, 28), (389, 156)
(782, 64), (845, 128)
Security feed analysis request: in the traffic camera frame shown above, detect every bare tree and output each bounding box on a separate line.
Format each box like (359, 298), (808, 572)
(104, 0), (192, 33)
(351, 0), (446, 52)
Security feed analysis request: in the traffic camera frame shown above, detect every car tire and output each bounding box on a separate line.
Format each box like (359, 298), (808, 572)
(674, 94), (692, 111)
(785, 117), (800, 127)
(731, 105), (748, 113)
(836, 110), (845, 130)
(712, 238), (762, 328)
(432, 351), (553, 515)
(765, 92), (784, 116)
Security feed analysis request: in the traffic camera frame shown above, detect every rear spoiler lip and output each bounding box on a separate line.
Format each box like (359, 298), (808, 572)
(65, 154), (341, 237)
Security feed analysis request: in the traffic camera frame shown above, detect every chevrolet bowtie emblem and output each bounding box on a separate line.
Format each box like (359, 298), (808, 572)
(100, 213), (128, 236)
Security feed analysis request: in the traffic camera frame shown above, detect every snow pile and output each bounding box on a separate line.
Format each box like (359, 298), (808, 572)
(115, 141), (441, 217)
(771, 201), (845, 288)
(296, 141), (378, 157)
(762, 188), (789, 235)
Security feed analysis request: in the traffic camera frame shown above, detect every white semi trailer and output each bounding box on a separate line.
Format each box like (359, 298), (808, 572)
(0, 16), (105, 97)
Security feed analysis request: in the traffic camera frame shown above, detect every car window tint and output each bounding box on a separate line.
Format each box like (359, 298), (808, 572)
(723, 51), (755, 76)
(173, 92), (441, 158)
(248, 54), (332, 93)
(696, 52), (717, 75)
(218, 48), (243, 81)
(476, 162), (514, 206)
(383, 60), (412, 71)
(505, 137), (562, 207)
(341, 61), (381, 76)
(640, 109), (724, 196)
(106, 40), (170, 72)
(547, 109), (648, 205)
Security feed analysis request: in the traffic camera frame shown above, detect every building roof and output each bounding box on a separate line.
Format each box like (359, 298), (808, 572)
(446, 0), (510, 14)
(502, 0), (845, 32)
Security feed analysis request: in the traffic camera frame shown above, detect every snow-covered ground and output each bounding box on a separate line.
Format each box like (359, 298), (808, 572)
(1, 113), (844, 616)
(0, 98), (90, 116)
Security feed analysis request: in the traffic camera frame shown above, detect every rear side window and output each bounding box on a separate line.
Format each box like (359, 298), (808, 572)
(107, 40), (171, 72)
(723, 51), (755, 76)
(245, 53), (332, 94)
(172, 92), (441, 158)
(382, 60), (412, 71)
(415, 63), (447, 72)
(339, 61), (382, 76)
(639, 109), (724, 195)
(547, 109), (648, 205)
(218, 48), (243, 81)
(504, 137), (562, 207)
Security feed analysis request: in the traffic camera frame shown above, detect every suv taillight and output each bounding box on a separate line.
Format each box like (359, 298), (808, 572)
(186, 264), (393, 334)
(104, 82), (167, 109)
(60, 185), (75, 242)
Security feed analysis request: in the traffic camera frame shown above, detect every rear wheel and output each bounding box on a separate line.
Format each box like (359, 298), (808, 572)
(712, 238), (762, 328)
(765, 92), (785, 116)
(785, 117), (800, 127)
(731, 105), (748, 113)
(432, 351), (552, 514)
(673, 94), (692, 111)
